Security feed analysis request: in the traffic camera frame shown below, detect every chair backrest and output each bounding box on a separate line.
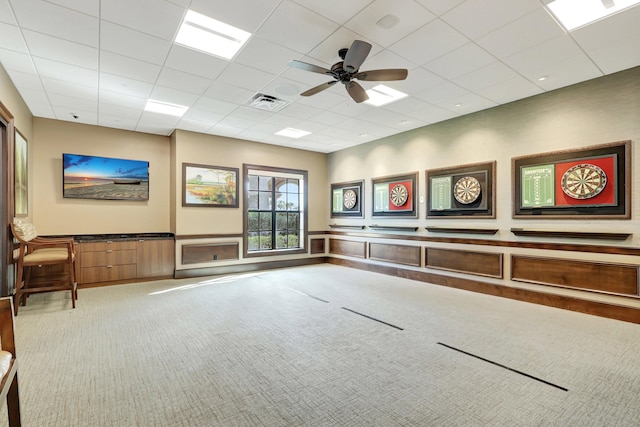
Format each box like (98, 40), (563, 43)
(11, 221), (38, 243)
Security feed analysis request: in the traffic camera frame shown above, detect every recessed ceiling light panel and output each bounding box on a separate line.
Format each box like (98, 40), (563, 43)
(275, 128), (311, 139)
(175, 10), (251, 60)
(544, 0), (640, 31)
(364, 85), (408, 107)
(144, 100), (189, 117)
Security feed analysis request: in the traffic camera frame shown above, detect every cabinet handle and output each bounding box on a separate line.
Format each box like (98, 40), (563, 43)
(106, 265), (113, 268)
(106, 240), (113, 244)
(106, 250), (113, 253)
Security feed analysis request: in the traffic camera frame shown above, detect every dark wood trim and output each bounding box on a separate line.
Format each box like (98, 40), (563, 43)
(511, 255), (639, 297)
(329, 224), (365, 229)
(174, 257), (328, 279)
(0, 101), (14, 297)
(182, 242), (239, 264)
(426, 227), (498, 235)
(327, 230), (640, 256)
(309, 230), (331, 235)
(369, 242), (421, 267)
(426, 248), (503, 278)
(369, 225), (419, 232)
(175, 233), (243, 240)
(78, 275), (174, 289)
(329, 239), (366, 258)
(328, 258), (640, 324)
(310, 238), (325, 254)
(510, 228), (631, 240)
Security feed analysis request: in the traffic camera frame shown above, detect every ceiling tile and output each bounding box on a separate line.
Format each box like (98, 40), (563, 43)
(476, 76), (542, 104)
(570, 4), (640, 51)
(155, 68), (213, 95)
(100, 0), (184, 41)
(189, 0), (280, 32)
(217, 63), (277, 92)
(583, 35), (640, 75)
(42, 77), (97, 101)
(415, 0), (464, 17)
(45, 0), (99, 17)
(452, 61), (520, 92)
(303, 109), (349, 126)
(345, 0), (435, 48)
(391, 19), (469, 66)
(404, 103), (459, 124)
(424, 43), (495, 80)
(0, 49), (35, 73)
(527, 55), (603, 92)
(100, 22), (172, 66)
(359, 107), (416, 130)
(0, 22), (27, 53)
(100, 51), (161, 84)
(476, 8), (565, 59)
(48, 91), (97, 112)
(441, 0), (540, 39)
(278, 102), (324, 120)
(164, 45), (228, 79)
(234, 36), (301, 75)
(175, 117), (217, 133)
(292, 0), (372, 25)
(191, 96), (238, 115)
(23, 30), (97, 69)
(182, 107), (224, 124)
(256, 1), (339, 54)
(149, 86), (199, 107)
(307, 27), (382, 65)
(99, 90), (147, 109)
(11, 0), (98, 47)
(0, 0), (17, 25)
(99, 73), (153, 98)
(203, 82), (255, 104)
(296, 88), (345, 109)
(6, 69), (43, 91)
(33, 57), (97, 87)
(52, 105), (97, 124)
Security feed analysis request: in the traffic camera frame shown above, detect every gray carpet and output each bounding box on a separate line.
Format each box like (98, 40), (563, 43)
(1, 264), (639, 426)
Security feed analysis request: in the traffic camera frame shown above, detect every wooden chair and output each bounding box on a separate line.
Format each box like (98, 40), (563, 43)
(0, 297), (21, 426)
(10, 221), (77, 315)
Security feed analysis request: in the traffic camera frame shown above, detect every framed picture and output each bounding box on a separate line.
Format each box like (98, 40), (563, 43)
(512, 141), (630, 218)
(182, 163), (239, 208)
(426, 161), (495, 218)
(14, 130), (28, 216)
(372, 172), (418, 218)
(331, 180), (364, 218)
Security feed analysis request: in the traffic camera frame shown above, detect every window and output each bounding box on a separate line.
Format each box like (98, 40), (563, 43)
(243, 164), (307, 256)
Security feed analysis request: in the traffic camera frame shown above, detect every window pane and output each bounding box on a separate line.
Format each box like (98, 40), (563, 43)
(259, 231), (272, 249)
(276, 231), (287, 249)
(259, 176), (271, 191)
(275, 212), (288, 231)
(248, 232), (259, 251)
(248, 212), (259, 231)
(259, 191), (272, 210)
(248, 175), (259, 190)
(287, 232), (299, 248)
(259, 212), (272, 230)
(248, 191), (259, 210)
(287, 179), (299, 193)
(287, 212), (299, 230)
(275, 192), (287, 210)
(287, 193), (299, 210)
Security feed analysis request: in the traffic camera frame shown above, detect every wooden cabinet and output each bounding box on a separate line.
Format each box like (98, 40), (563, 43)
(77, 238), (174, 285)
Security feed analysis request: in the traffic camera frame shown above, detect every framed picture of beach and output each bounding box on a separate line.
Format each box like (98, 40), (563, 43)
(182, 163), (239, 208)
(63, 153), (149, 200)
(14, 130), (28, 216)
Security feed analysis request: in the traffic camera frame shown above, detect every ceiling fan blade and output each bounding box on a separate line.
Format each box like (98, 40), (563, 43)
(356, 69), (408, 81)
(288, 60), (331, 75)
(343, 40), (372, 73)
(300, 80), (337, 96)
(345, 81), (369, 103)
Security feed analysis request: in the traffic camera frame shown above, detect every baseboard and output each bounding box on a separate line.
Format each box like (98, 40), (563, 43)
(328, 258), (640, 324)
(174, 257), (328, 279)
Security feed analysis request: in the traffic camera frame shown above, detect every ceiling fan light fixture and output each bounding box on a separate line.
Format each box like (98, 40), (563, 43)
(275, 127), (311, 139)
(364, 85), (408, 107)
(544, 0), (640, 31)
(175, 10), (251, 60)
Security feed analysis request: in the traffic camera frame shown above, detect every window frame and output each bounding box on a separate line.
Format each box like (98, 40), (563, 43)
(243, 164), (308, 258)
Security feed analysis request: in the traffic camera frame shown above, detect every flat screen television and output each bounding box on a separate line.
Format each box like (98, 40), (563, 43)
(63, 153), (149, 200)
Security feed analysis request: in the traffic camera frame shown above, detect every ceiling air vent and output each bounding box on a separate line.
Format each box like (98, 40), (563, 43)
(246, 93), (289, 112)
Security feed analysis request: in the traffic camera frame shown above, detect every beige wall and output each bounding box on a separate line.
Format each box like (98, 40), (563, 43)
(328, 66), (640, 245)
(172, 130), (328, 235)
(0, 64), (32, 142)
(32, 118), (171, 235)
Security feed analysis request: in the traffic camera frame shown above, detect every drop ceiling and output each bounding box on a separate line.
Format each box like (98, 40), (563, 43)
(1, 0), (639, 153)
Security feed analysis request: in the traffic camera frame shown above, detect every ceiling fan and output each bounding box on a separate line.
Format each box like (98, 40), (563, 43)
(288, 40), (408, 103)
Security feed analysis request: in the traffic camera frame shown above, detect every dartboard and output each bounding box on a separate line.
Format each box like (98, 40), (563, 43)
(453, 176), (481, 204)
(390, 184), (408, 207)
(561, 163), (607, 199)
(343, 189), (357, 209)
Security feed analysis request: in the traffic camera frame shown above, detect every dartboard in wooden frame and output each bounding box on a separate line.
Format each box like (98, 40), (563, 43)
(389, 183), (408, 207)
(453, 176), (481, 204)
(561, 163), (607, 200)
(343, 189), (357, 209)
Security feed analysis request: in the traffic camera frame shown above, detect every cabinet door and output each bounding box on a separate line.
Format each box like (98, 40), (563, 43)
(136, 239), (174, 278)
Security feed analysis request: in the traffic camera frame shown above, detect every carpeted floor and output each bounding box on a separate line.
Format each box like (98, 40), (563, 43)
(1, 264), (639, 426)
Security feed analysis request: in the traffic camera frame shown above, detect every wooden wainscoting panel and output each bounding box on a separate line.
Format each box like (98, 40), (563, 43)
(369, 243), (421, 267)
(182, 242), (239, 265)
(511, 255), (639, 296)
(329, 239), (366, 258)
(426, 248), (503, 278)
(310, 238), (325, 254)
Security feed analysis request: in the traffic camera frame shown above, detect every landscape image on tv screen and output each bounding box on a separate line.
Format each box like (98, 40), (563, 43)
(63, 153), (149, 200)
